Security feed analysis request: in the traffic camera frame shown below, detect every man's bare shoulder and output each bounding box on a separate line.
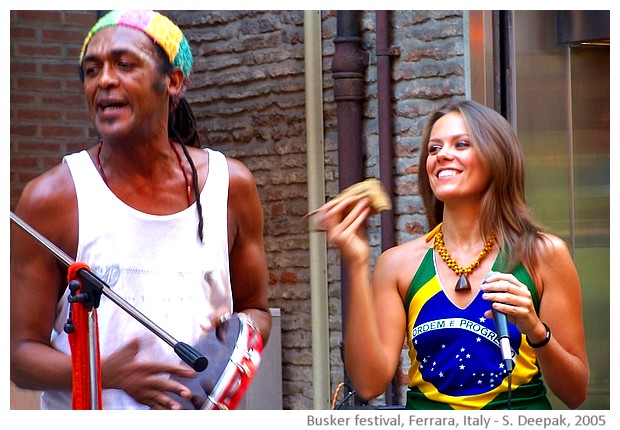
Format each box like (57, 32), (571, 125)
(17, 162), (75, 214)
(13, 161), (78, 257)
(225, 157), (255, 184)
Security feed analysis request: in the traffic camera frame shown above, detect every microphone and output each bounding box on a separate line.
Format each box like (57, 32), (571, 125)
(483, 272), (514, 373)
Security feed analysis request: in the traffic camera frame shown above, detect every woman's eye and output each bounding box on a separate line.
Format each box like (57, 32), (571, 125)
(456, 140), (471, 149)
(428, 145), (441, 155)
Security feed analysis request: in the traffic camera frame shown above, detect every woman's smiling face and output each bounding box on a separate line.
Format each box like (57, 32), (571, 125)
(426, 111), (491, 203)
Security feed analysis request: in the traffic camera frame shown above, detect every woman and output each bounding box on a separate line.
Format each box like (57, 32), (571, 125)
(318, 100), (588, 409)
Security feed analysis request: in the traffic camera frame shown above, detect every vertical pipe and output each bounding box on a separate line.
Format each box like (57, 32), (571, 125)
(376, 11), (396, 253)
(304, 10), (331, 410)
(332, 10), (368, 393)
(333, 11), (367, 192)
(375, 10), (398, 406)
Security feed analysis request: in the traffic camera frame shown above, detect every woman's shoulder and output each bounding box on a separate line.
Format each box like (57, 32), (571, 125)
(377, 234), (430, 273)
(375, 234), (431, 297)
(529, 231), (574, 286)
(535, 231), (571, 257)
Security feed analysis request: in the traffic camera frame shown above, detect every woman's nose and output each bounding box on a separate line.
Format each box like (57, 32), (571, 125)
(436, 145), (454, 161)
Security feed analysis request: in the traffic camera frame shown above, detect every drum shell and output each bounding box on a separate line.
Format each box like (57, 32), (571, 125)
(168, 313), (263, 410)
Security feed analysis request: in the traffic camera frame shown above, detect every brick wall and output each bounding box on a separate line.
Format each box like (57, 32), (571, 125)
(10, 10), (465, 410)
(10, 10), (99, 207)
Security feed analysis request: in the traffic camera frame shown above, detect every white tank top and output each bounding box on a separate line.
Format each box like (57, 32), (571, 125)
(41, 148), (232, 410)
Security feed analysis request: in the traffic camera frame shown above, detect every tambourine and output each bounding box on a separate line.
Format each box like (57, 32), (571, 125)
(168, 313), (263, 410)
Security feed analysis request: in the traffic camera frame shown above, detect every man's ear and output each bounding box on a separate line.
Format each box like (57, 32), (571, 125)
(168, 68), (185, 97)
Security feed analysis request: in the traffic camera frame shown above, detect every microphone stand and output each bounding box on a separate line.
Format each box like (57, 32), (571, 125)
(10, 211), (208, 408)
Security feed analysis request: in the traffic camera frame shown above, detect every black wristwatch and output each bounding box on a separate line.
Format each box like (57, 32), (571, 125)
(526, 322), (551, 348)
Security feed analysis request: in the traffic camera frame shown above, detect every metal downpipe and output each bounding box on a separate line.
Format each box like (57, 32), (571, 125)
(375, 10), (399, 405)
(376, 10), (396, 253)
(332, 10), (368, 402)
(304, 10), (331, 410)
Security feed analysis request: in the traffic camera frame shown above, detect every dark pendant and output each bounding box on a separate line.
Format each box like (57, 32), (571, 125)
(455, 274), (471, 291)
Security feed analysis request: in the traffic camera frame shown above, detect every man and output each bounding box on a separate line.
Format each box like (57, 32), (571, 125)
(10, 10), (271, 410)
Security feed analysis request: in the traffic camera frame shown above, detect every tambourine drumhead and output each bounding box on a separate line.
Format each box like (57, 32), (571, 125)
(167, 313), (263, 410)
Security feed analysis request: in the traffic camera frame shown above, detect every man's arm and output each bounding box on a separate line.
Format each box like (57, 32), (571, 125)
(10, 163), (78, 390)
(226, 158), (271, 343)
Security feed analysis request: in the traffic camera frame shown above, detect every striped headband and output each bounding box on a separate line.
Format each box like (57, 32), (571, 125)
(79, 10), (193, 88)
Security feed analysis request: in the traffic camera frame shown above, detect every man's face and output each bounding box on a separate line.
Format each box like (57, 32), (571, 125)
(81, 26), (170, 141)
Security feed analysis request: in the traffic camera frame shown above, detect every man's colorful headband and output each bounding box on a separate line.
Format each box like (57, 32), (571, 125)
(79, 10), (194, 86)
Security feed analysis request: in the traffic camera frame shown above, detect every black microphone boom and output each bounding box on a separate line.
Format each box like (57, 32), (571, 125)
(483, 272), (514, 373)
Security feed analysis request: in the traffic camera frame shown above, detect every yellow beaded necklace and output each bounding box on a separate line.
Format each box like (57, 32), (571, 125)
(434, 227), (495, 291)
